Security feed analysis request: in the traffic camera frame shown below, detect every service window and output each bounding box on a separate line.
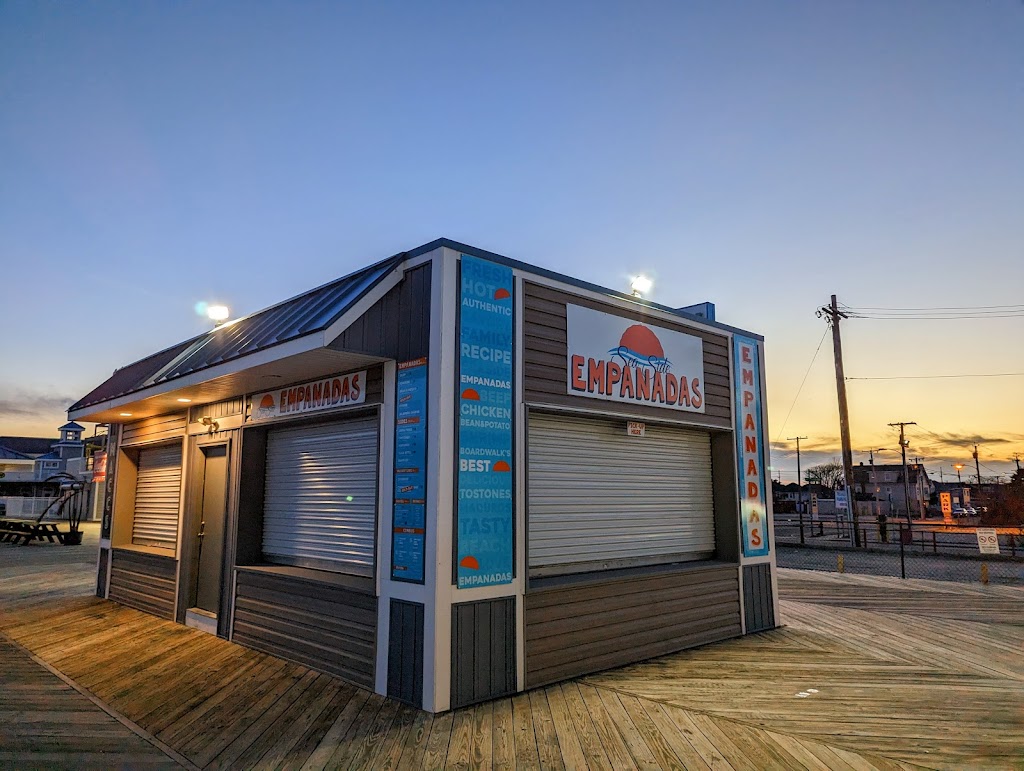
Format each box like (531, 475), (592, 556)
(528, 412), (715, 576)
(262, 416), (379, 576)
(131, 444), (183, 548)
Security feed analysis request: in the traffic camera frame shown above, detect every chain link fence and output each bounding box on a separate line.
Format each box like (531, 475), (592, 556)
(774, 514), (1024, 586)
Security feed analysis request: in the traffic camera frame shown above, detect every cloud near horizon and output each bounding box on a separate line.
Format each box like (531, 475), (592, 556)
(0, 392), (76, 418)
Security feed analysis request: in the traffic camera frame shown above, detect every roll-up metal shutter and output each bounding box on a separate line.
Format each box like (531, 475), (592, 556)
(528, 412), (715, 575)
(263, 416), (379, 575)
(132, 444), (183, 548)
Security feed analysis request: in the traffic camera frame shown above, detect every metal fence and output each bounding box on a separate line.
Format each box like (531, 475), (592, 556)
(774, 514), (1024, 586)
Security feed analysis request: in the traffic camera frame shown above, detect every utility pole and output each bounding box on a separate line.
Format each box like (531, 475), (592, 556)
(973, 444), (982, 485)
(889, 422), (916, 527)
(788, 436), (808, 544)
(818, 296), (857, 546)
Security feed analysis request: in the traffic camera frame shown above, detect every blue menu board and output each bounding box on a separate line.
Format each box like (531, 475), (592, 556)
(392, 357), (428, 582)
(456, 255), (514, 588)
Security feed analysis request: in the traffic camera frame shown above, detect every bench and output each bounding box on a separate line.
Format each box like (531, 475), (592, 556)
(0, 518), (66, 545)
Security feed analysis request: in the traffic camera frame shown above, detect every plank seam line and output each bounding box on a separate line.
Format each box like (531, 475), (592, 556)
(573, 679), (926, 768)
(0, 628), (200, 771)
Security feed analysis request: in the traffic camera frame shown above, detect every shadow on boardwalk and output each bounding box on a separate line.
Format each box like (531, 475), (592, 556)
(2, 525), (1022, 769)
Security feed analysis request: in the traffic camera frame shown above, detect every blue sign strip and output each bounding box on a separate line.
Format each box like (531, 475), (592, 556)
(734, 336), (770, 557)
(456, 255), (514, 588)
(392, 358), (428, 582)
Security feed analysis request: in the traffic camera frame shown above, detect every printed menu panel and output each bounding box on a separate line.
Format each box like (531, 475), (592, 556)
(391, 358), (428, 582)
(456, 255), (514, 589)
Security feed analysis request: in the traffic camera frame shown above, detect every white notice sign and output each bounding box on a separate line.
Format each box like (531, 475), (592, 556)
(627, 421), (646, 437)
(976, 528), (1000, 555)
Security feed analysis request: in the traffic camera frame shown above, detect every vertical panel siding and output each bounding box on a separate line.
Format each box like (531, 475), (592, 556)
(743, 563), (776, 632)
(522, 283), (732, 428)
(387, 600), (424, 707)
(121, 413), (188, 446)
(451, 597), (517, 709)
(108, 549), (177, 620)
(330, 263), (431, 362)
(524, 565), (741, 688)
(231, 569), (377, 689)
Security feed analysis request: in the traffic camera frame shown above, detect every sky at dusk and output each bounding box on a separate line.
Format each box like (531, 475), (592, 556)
(2, 1), (1022, 481)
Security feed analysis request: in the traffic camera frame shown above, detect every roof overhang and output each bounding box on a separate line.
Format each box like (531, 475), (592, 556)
(70, 261), (406, 423)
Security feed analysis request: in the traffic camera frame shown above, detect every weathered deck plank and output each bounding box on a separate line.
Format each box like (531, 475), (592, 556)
(3, 528), (1022, 769)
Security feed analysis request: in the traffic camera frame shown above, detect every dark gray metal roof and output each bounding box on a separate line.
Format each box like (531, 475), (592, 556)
(72, 237), (760, 414)
(0, 445), (35, 460)
(71, 253), (404, 411)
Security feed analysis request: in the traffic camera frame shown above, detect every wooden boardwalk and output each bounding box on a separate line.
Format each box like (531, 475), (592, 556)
(2, 529), (1022, 769)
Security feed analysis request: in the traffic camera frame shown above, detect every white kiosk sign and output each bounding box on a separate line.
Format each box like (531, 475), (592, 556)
(249, 370), (366, 422)
(566, 305), (705, 413)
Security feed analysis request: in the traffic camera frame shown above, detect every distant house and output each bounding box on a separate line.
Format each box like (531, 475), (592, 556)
(852, 462), (932, 519)
(0, 421), (105, 519)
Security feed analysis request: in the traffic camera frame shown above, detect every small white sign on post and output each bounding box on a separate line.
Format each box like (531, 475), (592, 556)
(835, 488), (849, 512)
(810, 493), (819, 520)
(627, 421), (646, 437)
(976, 528), (1000, 555)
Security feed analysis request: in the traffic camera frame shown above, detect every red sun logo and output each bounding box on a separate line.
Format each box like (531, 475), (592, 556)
(618, 325), (664, 359)
(461, 388), (480, 400)
(460, 555), (480, 570)
(494, 288), (511, 300)
(493, 461), (511, 472)
(259, 394), (275, 409)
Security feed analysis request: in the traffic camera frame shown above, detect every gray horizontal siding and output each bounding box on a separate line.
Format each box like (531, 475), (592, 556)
(108, 549), (177, 620)
(523, 283), (732, 429)
(232, 569), (377, 690)
(525, 565), (741, 688)
(121, 413), (188, 446)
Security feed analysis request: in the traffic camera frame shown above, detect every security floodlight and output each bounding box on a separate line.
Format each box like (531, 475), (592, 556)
(207, 305), (230, 324)
(630, 275), (652, 297)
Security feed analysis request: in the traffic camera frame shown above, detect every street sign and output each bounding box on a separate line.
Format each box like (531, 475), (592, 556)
(976, 528), (1000, 555)
(835, 488), (849, 511)
(810, 493), (819, 520)
(940, 492), (952, 524)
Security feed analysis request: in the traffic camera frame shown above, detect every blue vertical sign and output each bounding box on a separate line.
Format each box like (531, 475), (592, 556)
(457, 255), (514, 588)
(392, 357), (428, 582)
(734, 336), (770, 557)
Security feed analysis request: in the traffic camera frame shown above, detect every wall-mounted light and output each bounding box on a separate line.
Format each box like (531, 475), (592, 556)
(177, 398), (191, 403)
(119, 412), (133, 417)
(630, 275), (652, 297)
(199, 416), (219, 432)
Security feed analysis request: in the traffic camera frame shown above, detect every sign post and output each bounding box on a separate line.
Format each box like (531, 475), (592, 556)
(940, 492), (952, 524)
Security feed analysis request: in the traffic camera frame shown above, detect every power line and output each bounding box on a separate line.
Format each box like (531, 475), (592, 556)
(839, 302), (1024, 311)
(772, 327), (829, 442)
(844, 312), (1024, 320)
(847, 372), (1024, 381)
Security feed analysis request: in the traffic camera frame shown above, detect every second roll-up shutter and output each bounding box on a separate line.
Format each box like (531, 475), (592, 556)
(528, 412), (715, 575)
(132, 444), (183, 548)
(263, 416), (379, 575)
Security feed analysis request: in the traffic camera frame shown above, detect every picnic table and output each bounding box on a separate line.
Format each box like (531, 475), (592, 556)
(0, 518), (67, 545)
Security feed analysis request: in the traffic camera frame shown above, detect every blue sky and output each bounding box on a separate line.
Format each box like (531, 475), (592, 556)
(2, 1), (1022, 479)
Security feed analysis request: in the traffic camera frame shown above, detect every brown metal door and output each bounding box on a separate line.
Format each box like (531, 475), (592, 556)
(195, 445), (228, 614)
